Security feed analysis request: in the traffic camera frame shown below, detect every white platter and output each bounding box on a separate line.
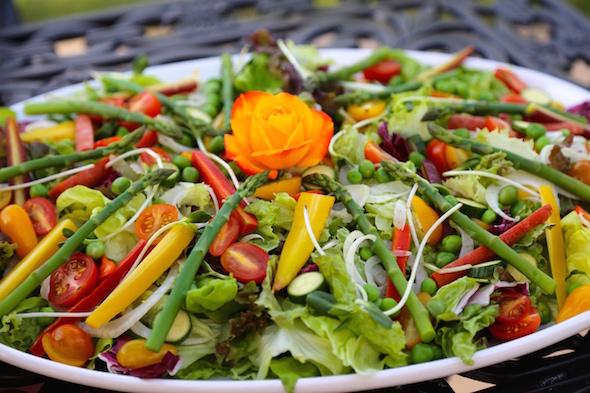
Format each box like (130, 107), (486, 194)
(4, 48), (590, 393)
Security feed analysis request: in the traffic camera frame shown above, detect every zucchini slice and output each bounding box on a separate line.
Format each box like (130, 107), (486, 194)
(288, 271), (328, 304)
(455, 197), (487, 218)
(469, 260), (503, 279)
(152, 309), (192, 343)
(521, 87), (552, 106)
(302, 164), (336, 190)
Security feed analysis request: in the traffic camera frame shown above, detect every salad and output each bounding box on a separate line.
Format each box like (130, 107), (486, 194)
(1, 29), (590, 392)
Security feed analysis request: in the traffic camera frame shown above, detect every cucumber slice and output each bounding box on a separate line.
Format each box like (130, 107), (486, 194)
(306, 290), (337, 316)
(152, 309), (192, 343)
(288, 271), (328, 304)
(506, 252), (537, 283)
(511, 120), (531, 134)
(521, 87), (552, 106)
(455, 197), (487, 218)
(469, 260), (503, 279)
(407, 135), (426, 156)
(149, 161), (180, 187)
(302, 164), (336, 190)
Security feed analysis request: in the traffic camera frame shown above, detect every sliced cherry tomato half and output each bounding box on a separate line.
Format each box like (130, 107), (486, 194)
(489, 307), (541, 341)
(426, 140), (451, 175)
(140, 147), (172, 166)
(135, 203), (178, 241)
(42, 324), (94, 367)
(220, 242), (269, 284)
(88, 96), (126, 122)
(209, 215), (240, 257)
(23, 197), (56, 236)
(347, 100), (386, 121)
(119, 91), (162, 131)
(99, 255), (117, 280)
(48, 253), (98, 307)
(569, 161), (590, 186)
(134, 130), (159, 148)
(94, 136), (122, 149)
(362, 59), (401, 84)
(499, 94), (528, 104)
(494, 291), (532, 323)
(445, 146), (469, 170)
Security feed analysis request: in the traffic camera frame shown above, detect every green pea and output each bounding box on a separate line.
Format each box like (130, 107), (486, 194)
(481, 209), (497, 224)
(116, 127), (130, 137)
(498, 185), (518, 206)
(427, 300), (446, 318)
(509, 113), (523, 121)
(567, 282), (583, 295)
(375, 167), (394, 183)
(410, 343), (435, 364)
(537, 301), (551, 324)
(510, 200), (527, 218)
(420, 278), (437, 296)
(209, 135), (225, 154)
(535, 135), (551, 152)
(434, 80), (453, 93)
(363, 284), (380, 303)
(38, 307), (56, 328)
(111, 177), (131, 196)
(178, 133), (195, 147)
(374, 298), (382, 309)
(359, 160), (375, 179)
(455, 82), (469, 98)
(182, 166), (200, 183)
(409, 151), (426, 168)
(380, 297), (400, 317)
(453, 128), (470, 139)
(204, 78), (222, 92)
(562, 129), (571, 137)
(86, 241), (105, 259)
(359, 246), (373, 261)
(388, 75), (404, 86)
(442, 235), (462, 253)
(346, 169), (363, 184)
(172, 155), (192, 171)
(29, 184), (49, 198)
(435, 252), (456, 268)
(431, 344), (443, 360)
(525, 123), (547, 140)
(201, 103), (218, 117)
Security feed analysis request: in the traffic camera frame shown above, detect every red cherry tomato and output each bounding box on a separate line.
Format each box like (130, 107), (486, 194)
(135, 204), (178, 241)
(209, 215), (240, 257)
(99, 255), (117, 280)
(135, 130), (159, 148)
(140, 147), (172, 166)
(489, 307), (541, 341)
(499, 94), (528, 104)
(48, 253), (98, 307)
(118, 91), (162, 131)
(94, 136), (122, 149)
(494, 68), (527, 93)
(89, 96), (126, 123)
(426, 140), (451, 175)
(220, 242), (269, 284)
(494, 291), (532, 323)
(447, 114), (487, 131)
(23, 197), (56, 235)
(42, 324), (94, 367)
(484, 116), (510, 132)
(362, 59), (401, 84)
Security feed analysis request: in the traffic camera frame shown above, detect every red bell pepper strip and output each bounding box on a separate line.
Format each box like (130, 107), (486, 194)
(99, 255), (117, 280)
(191, 151), (258, 234)
(30, 240), (149, 357)
(134, 130), (158, 148)
(364, 141), (395, 164)
(386, 225), (412, 301)
(5, 117), (30, 206)
(47, 157), (112, 201)
(74, 114), (94, 152)
(495, 68), (527, 93)
(430, 204), (552, 287)
(94, 136), (122, 149)
(292, 190), (324, 202)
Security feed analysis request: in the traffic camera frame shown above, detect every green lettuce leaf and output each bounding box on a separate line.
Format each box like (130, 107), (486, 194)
(185, 276), (238, 313)
(0, 297), (47, 351)
(0, 240), (17, 272)
(332, 125), (379, 165)
(104, 231), (139, 263)
(561, 211), (590, 286)
(270, 357), (320, 393)
(94, 194), (146, 238)
(285, 40), (331, 71)
(56, 185), (109, 223)
(475, 129), (540, 162)
(176, 183), (215, 217)
(429, 277), (481, 321)
(234, 53), (283, 93)
(443, 175), (487, 204)
(244, 193), (296, 251)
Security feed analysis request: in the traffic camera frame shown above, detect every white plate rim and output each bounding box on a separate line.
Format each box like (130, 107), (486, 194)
(4, 48), (590, 393)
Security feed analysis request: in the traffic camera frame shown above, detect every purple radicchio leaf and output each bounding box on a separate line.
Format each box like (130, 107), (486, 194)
(299, 263), (319, 274)
(98, 336), (183, 378)
(567, 100), (590, 123)
(451, 283), (481, 315)
(489, 209), (517, 235)
(466, 281), (530, 308)
(377, 122), (410, 162)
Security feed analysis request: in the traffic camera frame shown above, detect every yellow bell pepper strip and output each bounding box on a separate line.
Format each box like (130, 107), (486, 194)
(0, 204), (38, 258)
(117, 339), (178, 369)
(411, 196), (442, 246)
(556, 284), (590, 323)
(539, 185), (567, 309)
(20, 121), (75, 143)
(273, 192), (335, 291)
(252, 177), (302, 200)
(85, 224), (194, 328)
(0, 219), (77, 301)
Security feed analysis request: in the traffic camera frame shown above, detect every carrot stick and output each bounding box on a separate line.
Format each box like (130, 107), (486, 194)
(431, 204), (553, 287)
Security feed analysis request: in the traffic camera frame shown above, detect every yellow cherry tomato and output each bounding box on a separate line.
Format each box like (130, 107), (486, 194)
(556, 284), (590, 323)
(116, 339), (178, 369)
(444, 146), (469, 170)
(253, 177), (302, 200)
(180, 152), (192, 161)
(0, 190), (11, 210)
(411, 196), (442, 246)
(42, 324), (94, 367)
(0, 204), (38, 258)
(347, 100), (386, 121)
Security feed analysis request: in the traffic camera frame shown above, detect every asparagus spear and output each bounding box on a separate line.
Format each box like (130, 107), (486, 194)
(334, 81), (423, 106)
(304, 174), (436, 343)
(146, 170), (271, 352)
(428, 122), (590, 202)
(100, 76), (218, 137)
(0, 168), (174, 316)
(380, 160), (557, 294)
(0, 127), (144, 183)
(422, 101), (528, 121)
(25, 100), (183, 139)
(220, 53), (234, 134)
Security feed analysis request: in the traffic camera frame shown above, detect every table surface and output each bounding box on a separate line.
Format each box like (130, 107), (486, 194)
(1, 0), (590, 392)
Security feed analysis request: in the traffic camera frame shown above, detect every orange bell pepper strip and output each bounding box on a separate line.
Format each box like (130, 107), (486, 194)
(411, 196), (442, 246)
(74, 114), (94, 152)
(364, 141), (395, 164)
(0, 205), (38, 258)
(556, 285), (590, 323)
(253, 177), (302, 200)
(386, 225), (412, 301)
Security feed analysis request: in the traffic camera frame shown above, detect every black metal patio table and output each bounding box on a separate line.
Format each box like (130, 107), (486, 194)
(1, 0), (590, 392)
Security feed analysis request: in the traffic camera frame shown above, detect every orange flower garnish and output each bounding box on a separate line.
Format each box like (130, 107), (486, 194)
(224, 91), (334, 177)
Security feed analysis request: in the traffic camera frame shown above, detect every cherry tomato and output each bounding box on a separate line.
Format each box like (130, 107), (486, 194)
(569, 161), (590, 186)
(135, 204), (178, 241)
(426, 140), (451, 175)
(220, 242), (269, 284)
(499, 94), (528, 104)
(94, 136), (122, 149)
(42, 324), (94, 367)
(364, 141), (395, 164)
(362, 59), (401, 84)
(140, 147), (172, 166)
(209, 215), (240, 257)
(119, 91), (162, 131)
(48, 253), (98, 307)
(347, 100), (386, 121)
(489, 307), (541, 341)
(494, 291), (532, 323)
(484, 116), (509, 132)
(495, 68), (527, 93)
(23, 197), (56, 236)
(445, 146), (469, 170)
(99, 255), (117, 280)
(89, 96), (125, 123)
(135, 130), (159, 148)
(117, 339), (177, 369)
(447, 114), (487, 131)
